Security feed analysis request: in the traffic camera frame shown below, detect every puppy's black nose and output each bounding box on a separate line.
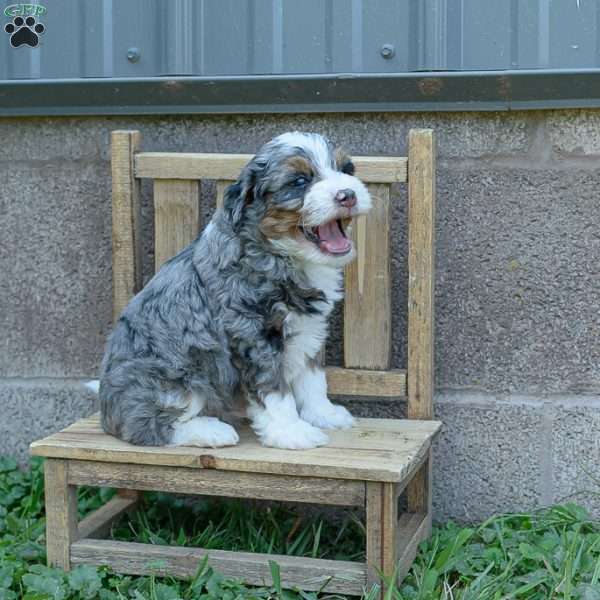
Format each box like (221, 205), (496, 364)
(335, 188), (357, 208)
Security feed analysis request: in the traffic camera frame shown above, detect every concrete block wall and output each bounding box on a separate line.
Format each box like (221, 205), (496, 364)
(0, 110), (599, 522)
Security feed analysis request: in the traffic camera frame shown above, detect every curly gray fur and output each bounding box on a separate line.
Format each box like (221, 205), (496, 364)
(100, 135), (333, 445)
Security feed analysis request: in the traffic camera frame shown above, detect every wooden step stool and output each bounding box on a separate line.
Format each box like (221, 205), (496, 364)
(31, 129), (440, 596)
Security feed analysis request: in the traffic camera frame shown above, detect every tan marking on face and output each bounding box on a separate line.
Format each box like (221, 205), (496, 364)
(285, 155), (314, 177)
(335, 148), (351, 171)
(260, 205), (303, 240)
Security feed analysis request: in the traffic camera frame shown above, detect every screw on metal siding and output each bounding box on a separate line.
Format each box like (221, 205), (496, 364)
(380, 44), (395, 59)
(127, 47), (141, 63)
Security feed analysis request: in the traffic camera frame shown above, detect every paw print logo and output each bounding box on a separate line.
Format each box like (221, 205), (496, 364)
(5, 16), (45, 47)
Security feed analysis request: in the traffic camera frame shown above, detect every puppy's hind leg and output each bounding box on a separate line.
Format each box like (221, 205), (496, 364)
(169, 391), (239, 448)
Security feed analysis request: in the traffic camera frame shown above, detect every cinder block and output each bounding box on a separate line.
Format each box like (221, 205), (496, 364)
(0, 379), (97, 464)
(0, 111), (532, 164)
(434, 167), (600, 393)
(0, 161), (112, 377)
(0, 117), (109, 162)
(546, 109), (600, 156)
(551, 399), (600, 517)
(123, 111), (532, 160)
(432, 393), (545, 522)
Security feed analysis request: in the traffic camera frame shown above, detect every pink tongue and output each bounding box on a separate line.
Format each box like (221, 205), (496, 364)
(317, 220), (352, 254)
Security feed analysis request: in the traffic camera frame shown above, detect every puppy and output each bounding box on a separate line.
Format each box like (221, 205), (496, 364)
(99, 132), (372, 450)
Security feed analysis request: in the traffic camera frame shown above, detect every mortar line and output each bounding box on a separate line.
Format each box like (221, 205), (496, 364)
(540, 400), (555, 506)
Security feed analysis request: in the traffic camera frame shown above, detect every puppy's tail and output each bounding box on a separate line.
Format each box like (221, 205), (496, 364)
(84, 380), (100, 394)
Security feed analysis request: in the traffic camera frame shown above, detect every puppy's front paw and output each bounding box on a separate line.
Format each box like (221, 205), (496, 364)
(205, 420), (240, 447)
(301, 403), (356, 430)
(259, 419), (329, 450)
(171, 417), (239, 448)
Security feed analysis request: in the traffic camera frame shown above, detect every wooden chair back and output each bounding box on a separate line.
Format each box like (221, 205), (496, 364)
(110, 130), (435, 419)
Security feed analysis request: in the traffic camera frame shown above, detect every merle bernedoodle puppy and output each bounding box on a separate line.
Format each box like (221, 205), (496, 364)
(97, 132), (372, 450)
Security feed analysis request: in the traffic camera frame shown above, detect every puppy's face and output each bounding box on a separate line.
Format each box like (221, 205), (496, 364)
(227, 132), (372, 267)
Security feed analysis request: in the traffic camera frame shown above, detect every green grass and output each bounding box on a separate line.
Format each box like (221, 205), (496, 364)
(1, 456), (599, 599)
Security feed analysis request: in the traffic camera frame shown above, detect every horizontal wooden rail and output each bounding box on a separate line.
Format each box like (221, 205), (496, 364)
(396, 512), (431, 581)
(71, 539), (367, 595)
(135, 152), (408, 183)
(68, 460), (365, 506)
(326, 367), (406, 397)
(78, 494), (138, 540)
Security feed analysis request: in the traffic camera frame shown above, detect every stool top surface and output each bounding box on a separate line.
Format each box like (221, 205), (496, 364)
(31, 414), (441, 482)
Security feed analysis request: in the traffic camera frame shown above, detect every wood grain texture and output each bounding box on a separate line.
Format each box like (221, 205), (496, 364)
(407, 451), (432, 516)
(366, 482), (398, 590)
(326, 367), (406, 397)
(396, 512), (432, 583)
(71, 539), (367, 595)
(111, 130), (142, 322)
(153, 179), (200, 270)
(136, 153), (407, 183)
(44, 459), (78, 570)
(407, 129), (436, 419)
(68, 460), (365, 506)
(215, 179), (234, 210)
(31, 415), (441, 483)
(344, 184), (391, 370)
(78, 494), (139, 540)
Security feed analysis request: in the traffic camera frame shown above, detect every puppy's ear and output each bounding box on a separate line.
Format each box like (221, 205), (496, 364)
(223, 158), (265, 231)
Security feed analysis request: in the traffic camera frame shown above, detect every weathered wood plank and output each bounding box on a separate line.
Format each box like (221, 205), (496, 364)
(407, 129), (436, 420)
(407, 452), (432, 519)
(44, 459), (78, 570)
(136, 153), (407, 184)
(365, 482), (398, 592)
(326, 367), (406, 397)
(111, 130), (142, 322)
(215, 179), (233, 210)
(31, 416), (441, 483)
(71, 539), (367, 595)
(153, 179), (200, 269)
(68, 460), (365, 507)
(344, 184), (391, 370)
(396, 512), (432, 583)
(78, 494), (139, 540)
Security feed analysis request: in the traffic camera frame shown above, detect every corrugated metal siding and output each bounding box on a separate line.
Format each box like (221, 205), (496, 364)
(1, 0), (600, 80)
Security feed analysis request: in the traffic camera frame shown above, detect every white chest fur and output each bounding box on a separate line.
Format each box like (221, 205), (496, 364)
(282, 265), (343, 383)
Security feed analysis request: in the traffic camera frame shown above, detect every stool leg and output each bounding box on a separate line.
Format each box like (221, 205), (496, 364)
(366, 482), (398, 595)
(395, 453), (433, 583)
(44, 459), (78, 570)
(407, 451), (432, 518)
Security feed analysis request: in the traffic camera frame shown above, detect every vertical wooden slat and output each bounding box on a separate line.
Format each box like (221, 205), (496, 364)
(344, 184), (392, 370)
(215, 179), (233, 210)
(407, 129), (436, 419)
(45, 459), (78, 570)
(153, 179), (200, 270)
(407, 453), (433, 526)
(366, 481), (398, 594)
(111, 130), (142, 322)
(407, 129), (436, 517)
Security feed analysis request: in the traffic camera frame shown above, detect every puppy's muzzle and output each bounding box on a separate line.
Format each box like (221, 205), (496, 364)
(335, 188), (357, 208)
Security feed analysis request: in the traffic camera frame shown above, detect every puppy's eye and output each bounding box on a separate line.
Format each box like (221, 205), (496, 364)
(341, 161), (355, 176)
(293, 176), (310, 187)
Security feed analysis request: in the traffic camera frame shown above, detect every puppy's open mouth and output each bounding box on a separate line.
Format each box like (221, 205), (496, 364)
(300, 217), (353, 255)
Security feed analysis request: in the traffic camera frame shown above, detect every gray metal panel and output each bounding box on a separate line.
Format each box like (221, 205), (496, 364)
(202, 0), (251, 75)
(2, 0), (600, 109)
(549, 0), (599, 68)
(281, 0), (327, 73)
(112, 0), (161, 78)
(515, 1), (540, 70)
(461, 0), (512, 70)
(38, 1), (84, 78)
(362, 0), (411, 72)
